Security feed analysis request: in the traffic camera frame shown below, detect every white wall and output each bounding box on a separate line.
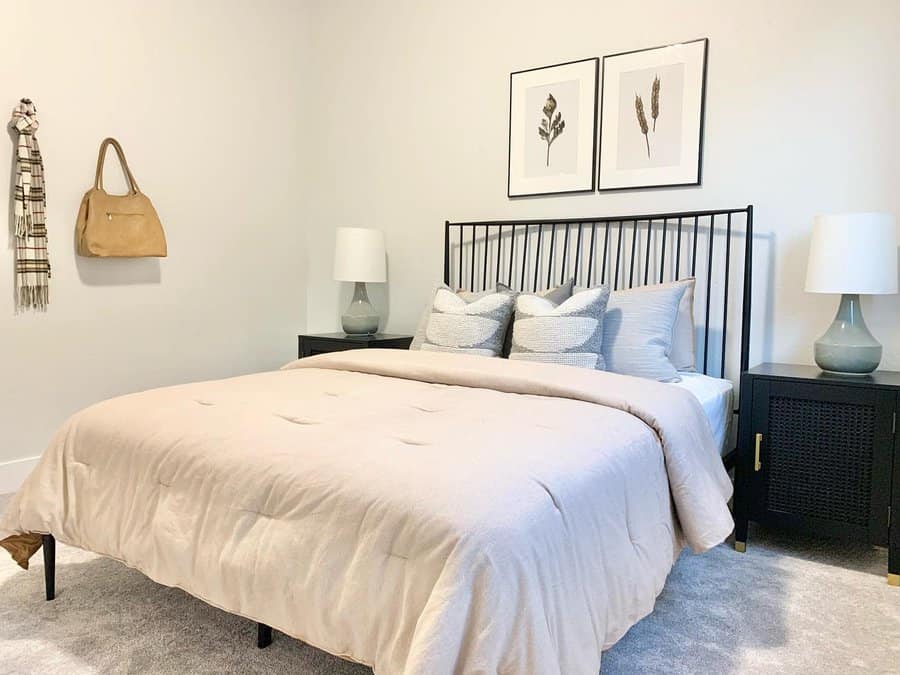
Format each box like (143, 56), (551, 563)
(0, 0), (308, 481)
(303, 0), (900, 371)
(3, 0), (899, 488)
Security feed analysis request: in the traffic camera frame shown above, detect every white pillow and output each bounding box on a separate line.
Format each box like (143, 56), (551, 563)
(420, 287), (515, 357)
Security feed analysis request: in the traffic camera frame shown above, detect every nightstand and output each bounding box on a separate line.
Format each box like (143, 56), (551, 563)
(733, 363), (900, 585)
(297, 333), (413, 358)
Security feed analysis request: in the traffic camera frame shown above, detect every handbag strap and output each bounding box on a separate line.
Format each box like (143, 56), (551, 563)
(93, 137), (141, 193)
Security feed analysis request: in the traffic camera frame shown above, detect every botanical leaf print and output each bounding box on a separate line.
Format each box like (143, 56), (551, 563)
(634, 75), (661, 160)
(538, 93), (566, 167)
(634, 94), (650, 159)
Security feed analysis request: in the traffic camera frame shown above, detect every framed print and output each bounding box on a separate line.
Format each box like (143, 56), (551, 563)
(598, 38), (708, 191)
(508, 58), (599, 198)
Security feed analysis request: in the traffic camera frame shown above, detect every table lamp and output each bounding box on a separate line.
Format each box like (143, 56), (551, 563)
(804, 213), (898, 374)
(333, 227), (386, 335)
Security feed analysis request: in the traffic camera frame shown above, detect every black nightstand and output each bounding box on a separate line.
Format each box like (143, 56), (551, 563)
(733, 362), (900, 585)
(297, 333), (413, 359)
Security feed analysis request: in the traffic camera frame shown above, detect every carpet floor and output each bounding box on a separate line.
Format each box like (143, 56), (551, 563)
(1, 492), (898, 674)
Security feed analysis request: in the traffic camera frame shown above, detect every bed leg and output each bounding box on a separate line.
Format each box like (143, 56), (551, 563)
(42, 534), (56, 601)
(733, 514), (749, 553)
(257, 623), (273, 649)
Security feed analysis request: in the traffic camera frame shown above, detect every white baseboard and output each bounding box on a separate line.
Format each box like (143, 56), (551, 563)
(0, 456), (40, 494)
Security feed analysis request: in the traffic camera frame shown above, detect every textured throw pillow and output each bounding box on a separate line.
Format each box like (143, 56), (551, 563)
(420, 287), (515, 356)
(595, 282), (688, 382)
(509, 285), (610, 369)
(498, 278), (574, 357)
(409, 285), (495, 350)
(409, 280), (574, 352)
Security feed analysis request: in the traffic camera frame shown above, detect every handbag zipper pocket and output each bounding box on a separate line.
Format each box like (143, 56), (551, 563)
(107, 212), (143, 220)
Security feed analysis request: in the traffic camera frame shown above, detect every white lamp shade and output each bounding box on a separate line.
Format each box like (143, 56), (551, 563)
(804, 213), (898, 294)
(333, 227), (386, 283)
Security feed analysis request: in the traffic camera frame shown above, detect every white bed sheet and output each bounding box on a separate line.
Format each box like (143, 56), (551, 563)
(672, 372), (734, 455)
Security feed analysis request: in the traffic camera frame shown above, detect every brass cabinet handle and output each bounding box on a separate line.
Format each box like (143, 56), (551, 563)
(754, 433), (762, 472)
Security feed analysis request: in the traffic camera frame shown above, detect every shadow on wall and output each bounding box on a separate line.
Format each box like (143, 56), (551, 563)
(701, 227), (777, 378)
(7, 126), (19, 307)
(75, 256), (161, 286)
(72, 206), (161, 286)
(758, 229), (777, 365)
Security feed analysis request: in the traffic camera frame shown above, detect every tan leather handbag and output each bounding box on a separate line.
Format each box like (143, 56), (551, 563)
(76, 138), (167, 257)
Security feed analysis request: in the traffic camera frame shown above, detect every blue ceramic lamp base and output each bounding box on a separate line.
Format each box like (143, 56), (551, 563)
(814, 294), (882, 375)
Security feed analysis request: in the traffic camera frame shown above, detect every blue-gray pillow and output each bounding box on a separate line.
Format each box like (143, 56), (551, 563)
(596, 282), (688, 381)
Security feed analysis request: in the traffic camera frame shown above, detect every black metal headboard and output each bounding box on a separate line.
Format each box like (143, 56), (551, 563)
(443, 206), (753, 382)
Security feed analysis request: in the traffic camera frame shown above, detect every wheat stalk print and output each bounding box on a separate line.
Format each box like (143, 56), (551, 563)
(634, 94), (650, 159)
(651, 75), (660, 131)
(538, 93), (566, 166)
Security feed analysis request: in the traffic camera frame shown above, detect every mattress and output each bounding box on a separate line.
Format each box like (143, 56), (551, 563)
(672, 372), (734, 455)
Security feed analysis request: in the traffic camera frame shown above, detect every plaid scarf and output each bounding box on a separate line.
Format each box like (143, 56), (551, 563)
(11, 99), (50, 311)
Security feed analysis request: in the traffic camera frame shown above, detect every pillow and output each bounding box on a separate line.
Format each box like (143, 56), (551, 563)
(668, 278), (696, 372)
(498, 278), (574, 304)
(596, 282), (688, 382)
(498, 278), (574, 357)
(409, 280), (574, 352)
(420, 287), (515, 356)
(409, 285), (494, 350)
(575, 278), (696, 372)
(509, 285), (610, 369)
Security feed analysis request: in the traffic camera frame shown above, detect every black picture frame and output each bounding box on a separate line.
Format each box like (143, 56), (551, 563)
(597, 38), (708, 192)
(507, 57), (599, 198)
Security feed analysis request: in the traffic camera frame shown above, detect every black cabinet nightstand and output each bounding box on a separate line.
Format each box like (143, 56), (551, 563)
(297, 333), (413, 359)
(733, 363), (900, 585)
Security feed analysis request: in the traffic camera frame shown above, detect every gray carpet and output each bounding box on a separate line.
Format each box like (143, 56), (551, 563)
(1, 492), (898, 674)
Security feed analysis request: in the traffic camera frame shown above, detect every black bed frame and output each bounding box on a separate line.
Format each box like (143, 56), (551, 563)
(443, 205), (755, 467)
(40, 206), (754, 652)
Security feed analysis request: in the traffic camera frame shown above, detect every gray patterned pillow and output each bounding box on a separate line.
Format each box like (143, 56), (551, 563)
(420, 287), (515, 357)
(497, 278), (574, 357)
(509, 286), (610, 369)
(409, 285), (496, 350)
(410, 280), (573, 352)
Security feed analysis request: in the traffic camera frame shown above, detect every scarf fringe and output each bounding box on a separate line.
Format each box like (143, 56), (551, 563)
(14, 214), (31, 238)
(17, 285), (49, 313)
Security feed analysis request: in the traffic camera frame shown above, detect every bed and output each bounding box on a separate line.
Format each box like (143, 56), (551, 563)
(1, 207), (754, 674)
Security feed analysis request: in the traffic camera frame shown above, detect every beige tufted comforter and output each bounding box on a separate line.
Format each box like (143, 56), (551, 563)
(1, 349), (733, 674)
